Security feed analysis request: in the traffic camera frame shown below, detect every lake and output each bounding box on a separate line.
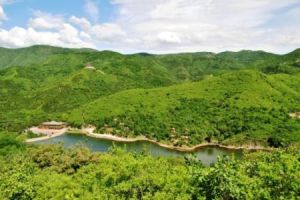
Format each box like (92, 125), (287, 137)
(35, 134), (242, 166)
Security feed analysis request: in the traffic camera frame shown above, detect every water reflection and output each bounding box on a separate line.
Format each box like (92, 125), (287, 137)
(35, 134), (242, 166)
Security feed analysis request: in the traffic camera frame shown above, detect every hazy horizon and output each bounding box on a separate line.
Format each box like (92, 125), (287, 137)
(2, 44), (300, 56)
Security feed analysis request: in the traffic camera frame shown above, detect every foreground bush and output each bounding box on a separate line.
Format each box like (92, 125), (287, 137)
(0, 134), (299, 199)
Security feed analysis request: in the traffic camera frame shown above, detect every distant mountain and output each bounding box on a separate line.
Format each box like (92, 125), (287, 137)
(0, 45), (97, 69)
(287, 48), (300, 55)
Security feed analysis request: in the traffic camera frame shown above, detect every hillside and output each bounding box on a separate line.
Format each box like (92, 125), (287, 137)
(0, 134), (299, 199)
(0, 45), (97, 69)
(65, 70), (300, 146)
(0, 46), (300, 147)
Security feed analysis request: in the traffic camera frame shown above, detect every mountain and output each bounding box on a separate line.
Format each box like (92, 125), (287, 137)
(0, 45), (97, 69)
(65, 70), (300, 146)
(0, 45), (300, 146)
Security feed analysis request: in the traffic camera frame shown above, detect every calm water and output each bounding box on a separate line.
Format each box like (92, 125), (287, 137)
(35, 134), (242, 166)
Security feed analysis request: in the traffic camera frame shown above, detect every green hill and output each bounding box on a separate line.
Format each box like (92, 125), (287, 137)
(65, 70), (300, 146)
(0, 45), (300, 147)
(0, 45), (97, 69)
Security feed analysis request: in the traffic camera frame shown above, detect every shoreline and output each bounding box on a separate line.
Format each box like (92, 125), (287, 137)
(25, 128), (272, 152)
(26, 131), (66, 143)
(84, 132), (272, 152)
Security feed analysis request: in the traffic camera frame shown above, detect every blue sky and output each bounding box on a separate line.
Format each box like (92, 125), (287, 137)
(3, 0), (115, 28)
(0, 0), (299, 53)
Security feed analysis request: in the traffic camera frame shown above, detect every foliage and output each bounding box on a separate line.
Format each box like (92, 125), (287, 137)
(66, 71), (300, 146)
(0, 132), (25, 156)
(189, 147), (300, 199)
(0, 45), (300, 146)
(0, 133), (299, 199)
(28, 144), (100, 174)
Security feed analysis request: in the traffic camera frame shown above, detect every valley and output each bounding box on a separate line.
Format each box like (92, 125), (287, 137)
(0, 45), (299, 199)
(0, 45), (299, 148)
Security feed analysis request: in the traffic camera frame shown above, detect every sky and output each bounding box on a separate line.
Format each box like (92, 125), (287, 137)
(0, 0), (299, 54)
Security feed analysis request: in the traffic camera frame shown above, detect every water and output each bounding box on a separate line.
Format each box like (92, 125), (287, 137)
(35, 134), (242, 166)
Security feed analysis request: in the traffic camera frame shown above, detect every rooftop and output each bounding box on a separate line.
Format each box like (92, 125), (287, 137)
(85, 63), (95, 70)
(41, 121), (67, 126)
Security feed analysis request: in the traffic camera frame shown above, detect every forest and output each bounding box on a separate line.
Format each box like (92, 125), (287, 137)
(0, 133), (299, 200)
(0, 45), (300, 147)
(0, 46), (300, 199)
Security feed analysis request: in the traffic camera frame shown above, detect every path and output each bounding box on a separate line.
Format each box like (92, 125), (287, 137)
(26, 128), (68, 143)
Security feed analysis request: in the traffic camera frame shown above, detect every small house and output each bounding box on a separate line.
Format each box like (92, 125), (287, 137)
(85, 63), (95, 70)
(39, 121), (67, 130)
(289, 112), (300, 119)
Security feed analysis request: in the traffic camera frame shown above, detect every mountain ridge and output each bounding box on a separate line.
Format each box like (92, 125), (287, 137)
(1, 44), (298, 55)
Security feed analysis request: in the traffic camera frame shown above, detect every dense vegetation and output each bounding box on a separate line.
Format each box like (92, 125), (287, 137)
(0, 45), (300, 147)
(0, 133), (299, 200)
(66, 70), (300, 146)
(1, 46), (300, 199)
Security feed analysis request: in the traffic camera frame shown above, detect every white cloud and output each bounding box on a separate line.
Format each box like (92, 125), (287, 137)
(0, 6), (6, 22)
(69, 16), (91, 30)
(0, 11), (96, 49)
(89, 23), (125, 41)
(0, 0), (20, 23)
(110, 0), (300, 53)
(84, 0), (99, 22)
(28, 11), (64, 30)
(69, 16), (125, 41)
(157, 32), (182, 44)
(0, 26), (95, 48)
(0, 9), (125, 50)
(0, 0), (299, 53)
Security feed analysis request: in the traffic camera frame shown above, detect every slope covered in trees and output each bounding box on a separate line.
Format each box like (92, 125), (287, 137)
(0, 46), (300, 199)
(0, 133), (299, 200)
(66, 70), (300, 146)
(0, 45), (300, 147)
